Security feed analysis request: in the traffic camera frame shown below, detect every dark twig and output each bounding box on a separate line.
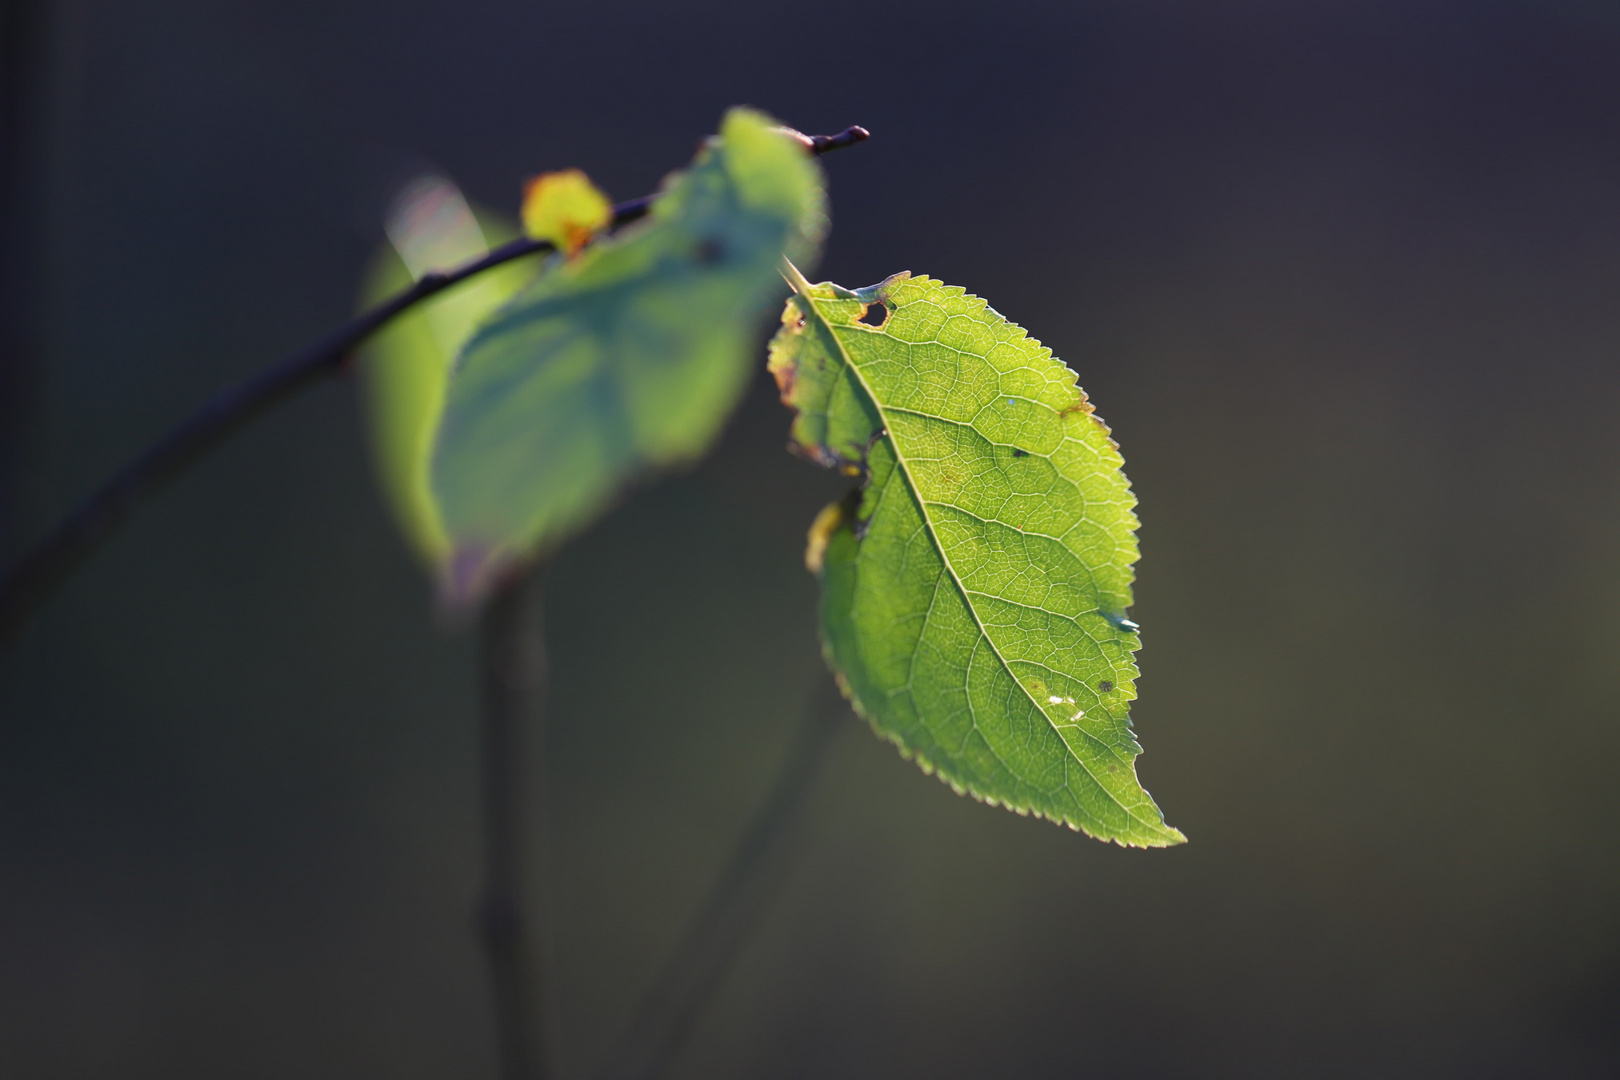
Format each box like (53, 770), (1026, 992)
(0, 125), (870, 648)
(601, 675), (848, 1080)
(808, 126), (871, 154)
(479, 565), (551, 1080)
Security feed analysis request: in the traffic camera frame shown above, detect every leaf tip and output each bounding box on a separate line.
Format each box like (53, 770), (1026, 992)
(436, 542), (531, 613)
(768, 124), (817, 152)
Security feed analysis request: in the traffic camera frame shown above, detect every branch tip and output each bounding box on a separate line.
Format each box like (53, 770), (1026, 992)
(810, 126), (870, 154)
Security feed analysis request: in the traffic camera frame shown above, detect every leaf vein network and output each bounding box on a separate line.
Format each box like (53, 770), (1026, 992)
(819, 298), (1143, 828)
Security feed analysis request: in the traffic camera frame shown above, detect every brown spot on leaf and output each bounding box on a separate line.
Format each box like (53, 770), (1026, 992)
(769, 360), (795, 403)
(1058, 388), (1096, 419)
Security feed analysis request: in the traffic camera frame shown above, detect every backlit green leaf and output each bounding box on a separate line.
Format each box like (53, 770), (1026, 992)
(770, 263), (1183, 846)
(358, 177), (532, 565)
(431, 107), (827, 602)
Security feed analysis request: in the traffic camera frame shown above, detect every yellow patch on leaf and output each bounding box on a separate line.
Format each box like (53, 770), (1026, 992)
(804, 499), (849, 574)
(521, 169), (613, 255)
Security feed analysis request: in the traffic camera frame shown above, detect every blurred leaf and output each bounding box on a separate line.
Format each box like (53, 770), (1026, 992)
(431, 107), (827, 602)
(358, 176), (533, 564)
(770, 263), (1183, 846)
(521, 169), (613, 256)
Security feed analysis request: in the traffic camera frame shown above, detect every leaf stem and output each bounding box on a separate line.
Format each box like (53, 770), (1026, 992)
(0, 124), (869, 649)
(601, 675), (847, 1080)
(479, 564), (551, 1080)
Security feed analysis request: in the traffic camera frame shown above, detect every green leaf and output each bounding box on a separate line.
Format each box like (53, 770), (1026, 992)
(770, 263), (1184, 846)
(358, 176), (532, 564)
(430, 107), (827, 602)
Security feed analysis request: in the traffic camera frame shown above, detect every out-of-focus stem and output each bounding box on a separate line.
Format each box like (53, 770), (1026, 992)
(602, 675), (847, 1080)
(479, 565), (550, 1080)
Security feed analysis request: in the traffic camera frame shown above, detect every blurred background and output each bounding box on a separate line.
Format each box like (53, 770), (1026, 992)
(4, 0), (1620, 1076)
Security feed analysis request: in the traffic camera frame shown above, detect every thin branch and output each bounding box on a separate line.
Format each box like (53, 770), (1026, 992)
(479, 564), (551, 1080)
(0, 124), (869, 648)
(601, 675), (848, 1080)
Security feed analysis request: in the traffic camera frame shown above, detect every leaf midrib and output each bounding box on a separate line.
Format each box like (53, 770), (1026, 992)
(793, 276), (1163, 837)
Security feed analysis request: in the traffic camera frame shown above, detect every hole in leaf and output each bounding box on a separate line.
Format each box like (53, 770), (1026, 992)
(858, 302), (888, 328)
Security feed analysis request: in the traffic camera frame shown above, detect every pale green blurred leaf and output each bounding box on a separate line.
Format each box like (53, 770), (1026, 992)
(358, 176), (532, 563)
(770, 263), (1183, 846)
(430, 108), (827, 601)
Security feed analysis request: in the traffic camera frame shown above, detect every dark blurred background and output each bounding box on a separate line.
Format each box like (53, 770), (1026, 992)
(4, 0), (1620, 1076)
